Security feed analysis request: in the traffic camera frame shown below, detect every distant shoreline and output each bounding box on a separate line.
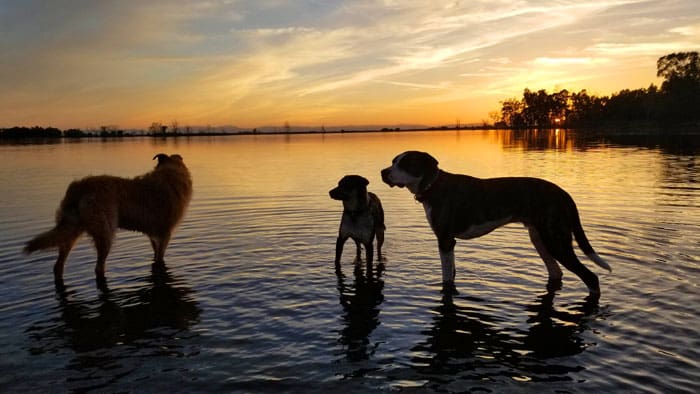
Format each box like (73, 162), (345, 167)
(0, 125), (491, 140)
(1, 123), (699, 141)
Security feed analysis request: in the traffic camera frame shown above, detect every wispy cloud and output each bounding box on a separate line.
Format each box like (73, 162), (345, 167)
(532, 57), (610, 66)
(0, 0), (698, 128)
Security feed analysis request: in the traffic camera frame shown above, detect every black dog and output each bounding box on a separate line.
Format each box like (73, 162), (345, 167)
(329, 175), (385, 265)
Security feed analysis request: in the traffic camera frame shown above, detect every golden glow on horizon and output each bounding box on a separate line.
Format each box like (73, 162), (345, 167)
(0, 1), (697, 129)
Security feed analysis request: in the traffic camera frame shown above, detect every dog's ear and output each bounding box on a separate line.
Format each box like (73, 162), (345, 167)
(153, 153), (170, 166)
(402, 151), (438, 176)
(418, 151), (438, 169)
(340, 175), (369, 188)
(350, 175), (369, 188)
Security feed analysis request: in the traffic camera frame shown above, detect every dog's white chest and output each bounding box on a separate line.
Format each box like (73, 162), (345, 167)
(339, 213), (374, 242)
(423, 203), (511, 239)
(455, 217), (512, 239)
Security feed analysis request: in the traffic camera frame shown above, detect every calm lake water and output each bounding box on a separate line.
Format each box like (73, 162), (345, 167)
(1, 130), (698, 393)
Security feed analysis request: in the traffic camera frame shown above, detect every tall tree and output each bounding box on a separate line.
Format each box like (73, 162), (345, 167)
(657, 52), (700, 82)
(657, 51), (700, 122)
(500, 98), (524, 128)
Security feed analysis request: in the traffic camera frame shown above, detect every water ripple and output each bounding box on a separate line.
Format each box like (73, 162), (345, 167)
(1, 132), (698, 392)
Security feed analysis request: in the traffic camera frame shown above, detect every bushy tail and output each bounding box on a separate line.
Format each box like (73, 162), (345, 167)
(25, 182), (84, 255)
(572, 212), (612, 272)
(24, 227), (65, 253)
(24, 217), (81, 254)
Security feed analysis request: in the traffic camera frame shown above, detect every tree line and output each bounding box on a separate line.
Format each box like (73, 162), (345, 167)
(495, 52), (700, 129)
(0, 125), (129, 139)
(0, 123), (230, 140)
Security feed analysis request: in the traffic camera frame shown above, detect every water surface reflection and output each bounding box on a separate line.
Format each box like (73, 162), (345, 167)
(26, 264), (200, 390)
(336, 263), (385, 362)
(410, 290), (600, 388)
(1, 130), (697, 392)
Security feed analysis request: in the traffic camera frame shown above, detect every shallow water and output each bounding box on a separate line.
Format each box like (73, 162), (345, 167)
(1, 130), (698, 392)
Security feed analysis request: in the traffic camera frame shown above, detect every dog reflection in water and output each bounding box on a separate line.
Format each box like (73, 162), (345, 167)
(329, 175), (385, 266)
(28, 263), (200, 355)
(336, 262), (385, 361)
(24, 154), (192, 288)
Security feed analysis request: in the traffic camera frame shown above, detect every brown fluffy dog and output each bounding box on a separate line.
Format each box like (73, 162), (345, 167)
(24, 153), (192, 285)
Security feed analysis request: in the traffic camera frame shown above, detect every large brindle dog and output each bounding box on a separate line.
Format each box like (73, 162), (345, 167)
(24, 154), (192, 286)
(381, 151), (611, 298)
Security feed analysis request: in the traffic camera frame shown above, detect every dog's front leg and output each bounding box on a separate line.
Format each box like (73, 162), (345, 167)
(365, 241), (374, 264)
(438, 237), (456, 284)
(354, 240), (362, 262)
(335, 236), (348, 265)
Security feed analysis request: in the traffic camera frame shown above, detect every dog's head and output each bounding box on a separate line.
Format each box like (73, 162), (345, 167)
(329, 175), (370, 211)
(381, 151), (439, 194)
(153, 153), (186, 169)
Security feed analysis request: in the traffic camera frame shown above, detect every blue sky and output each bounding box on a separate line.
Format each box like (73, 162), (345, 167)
(1, 0), (698, 129)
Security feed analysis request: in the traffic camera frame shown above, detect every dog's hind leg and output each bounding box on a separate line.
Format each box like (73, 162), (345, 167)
(150, 233), (171, 265)
(54, 234), (80, 286)
(90, 231), (114, 281)
(528, 227), (562, 285)
(375, 230), (384, 261)
(364, 241), (374, 264)
(541, 229), (600, 298)
(354, 240), (362, 263)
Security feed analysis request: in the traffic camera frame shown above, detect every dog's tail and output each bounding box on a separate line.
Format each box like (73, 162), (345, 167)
(572, 212), (612, 272)
(24, 226), (66, 253)
(24, 188), (83, 254)
(24, 216), (83, 254)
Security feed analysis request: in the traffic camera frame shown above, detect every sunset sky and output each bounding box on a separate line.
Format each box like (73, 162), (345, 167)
(1, 1), (699, 130)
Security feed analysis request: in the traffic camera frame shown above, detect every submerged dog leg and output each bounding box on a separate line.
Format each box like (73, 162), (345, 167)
(542, 230), (600, 299)
(438, 238), (456, 284)
(528, 227), (563, 282)
(376, 230), (384, 261)
(150, 233), (171, 265)
(440, 250), (456, 283)
(354, 240), (362, 262)
(92, 234), (113, 280)
(365, 241), (374, 264)
(54, 237), (78, 287)
(335, 236), (347, 265)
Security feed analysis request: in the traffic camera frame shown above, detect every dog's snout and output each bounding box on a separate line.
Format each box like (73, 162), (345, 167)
(329, 187), (342, 200)
(381, 167), (392, 185)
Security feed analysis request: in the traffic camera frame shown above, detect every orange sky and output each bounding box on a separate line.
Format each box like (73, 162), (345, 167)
(1, 1), (698, 130)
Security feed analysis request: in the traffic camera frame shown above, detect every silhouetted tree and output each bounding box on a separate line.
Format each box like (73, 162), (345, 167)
(148, 122), (168, 136)
(64, 128), (85, 138)
(657, 52), (700, 82)
(568, 90), (606, 127)
(500, 98), (525, 128)
(495, 51), (700, 129)
(521, 89), (568, 128)
(0, 126), (61, 139)
(171, 120), (180, 135)
(657, 51), (700, 123)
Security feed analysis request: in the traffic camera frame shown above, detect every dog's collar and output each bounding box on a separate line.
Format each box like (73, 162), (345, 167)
(415, 171), (442, 203)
